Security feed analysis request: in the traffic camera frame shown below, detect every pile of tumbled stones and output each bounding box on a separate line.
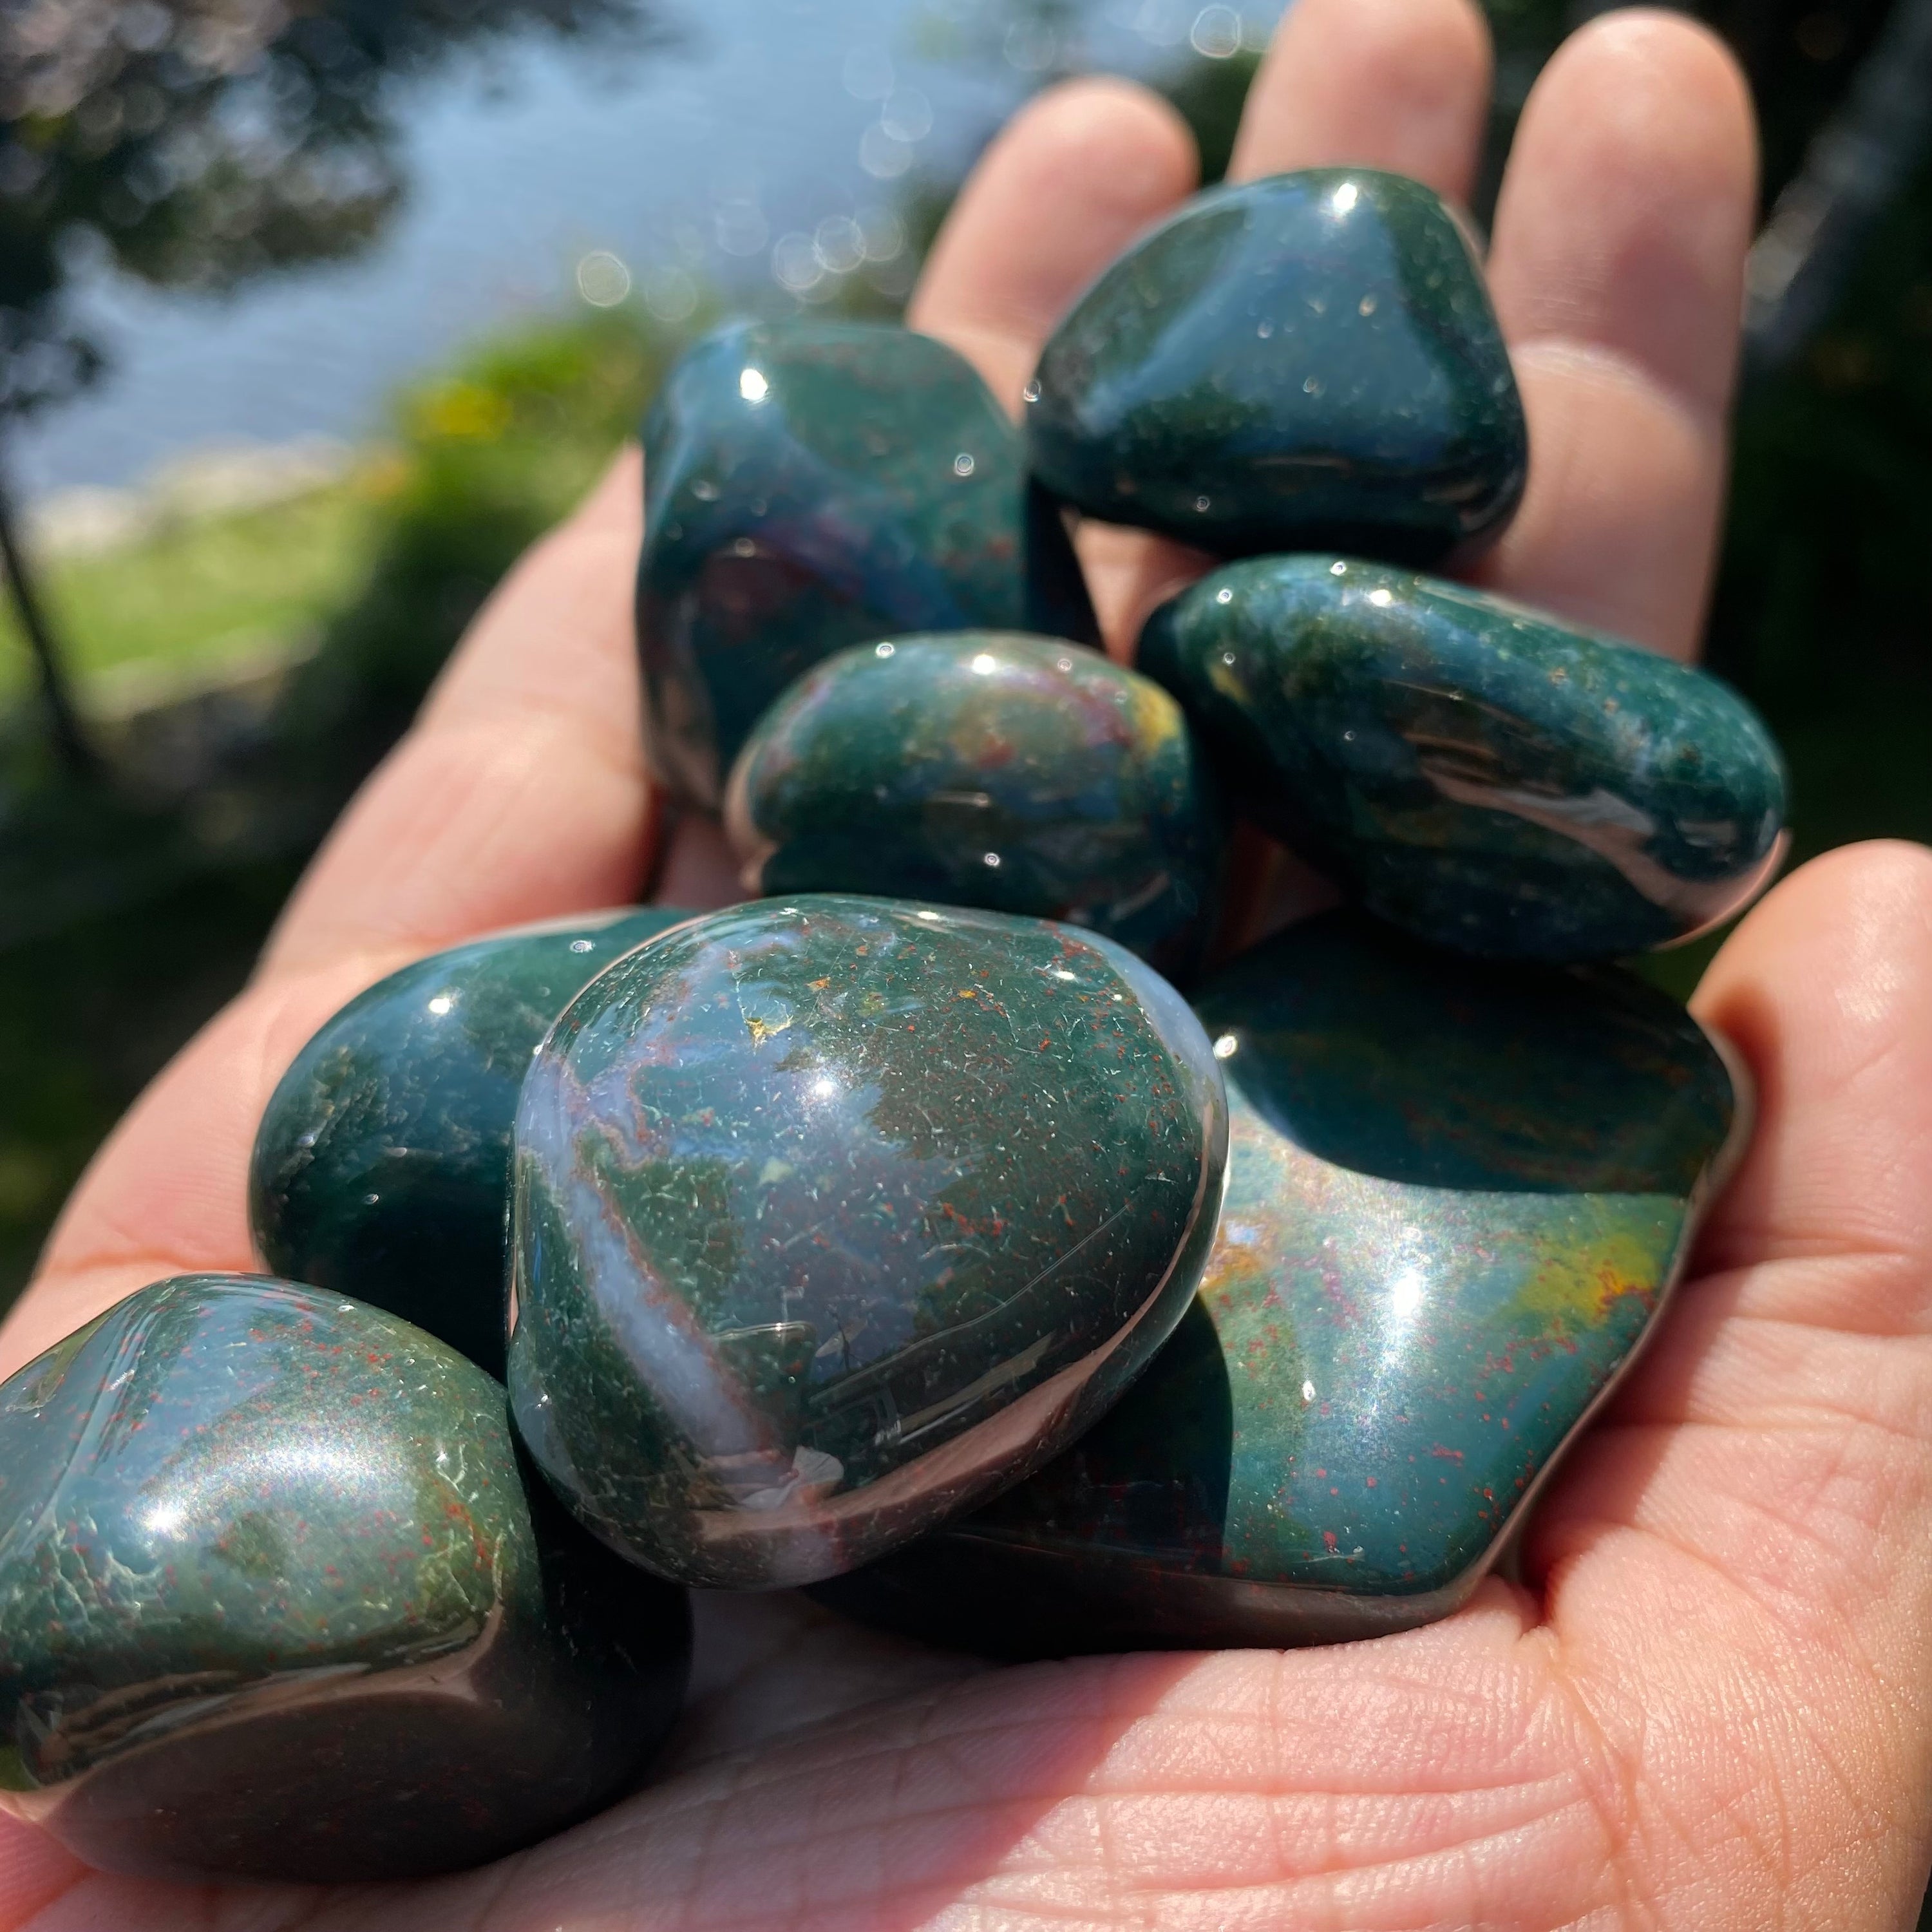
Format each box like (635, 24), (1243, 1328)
(0, 169), (1785, 1884)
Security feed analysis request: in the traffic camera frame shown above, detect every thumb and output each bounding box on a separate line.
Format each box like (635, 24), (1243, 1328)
(1526, 840), (1932, 1926)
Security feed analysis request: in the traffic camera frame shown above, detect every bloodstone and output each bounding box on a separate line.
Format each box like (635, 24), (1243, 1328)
(639, 319), (1098, 808)
(1026, 169), (1528, 564)
(507, 895), (1227, 1591)
(725, 633), (1225, 980)
(1139, 556), (1788, 960)
(813, 912), (1744, 1654)
(0, 1275), (690, 1882)
(251, 908), (692, 1376)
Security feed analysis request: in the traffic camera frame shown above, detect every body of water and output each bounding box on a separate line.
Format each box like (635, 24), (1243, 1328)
(15, 0), (1282, 500)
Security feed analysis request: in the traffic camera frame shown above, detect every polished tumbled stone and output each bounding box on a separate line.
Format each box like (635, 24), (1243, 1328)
(814, 911), (1742, 1654)
(0, 1275), (690, 1882)
(640, 319), (1098, 808)
(251, 908), (691, 1376)
(1139, 555), (1789, 960)
(1027, 169), (1528, 564)
(508, 894), (1227, 1591)
(725, 632), (1225, 980)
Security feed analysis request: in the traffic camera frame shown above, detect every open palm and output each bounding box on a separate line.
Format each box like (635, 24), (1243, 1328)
(5, 2), (1932, 1925)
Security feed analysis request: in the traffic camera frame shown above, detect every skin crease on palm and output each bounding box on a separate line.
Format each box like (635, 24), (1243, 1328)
(3, 0), (1932, 1924)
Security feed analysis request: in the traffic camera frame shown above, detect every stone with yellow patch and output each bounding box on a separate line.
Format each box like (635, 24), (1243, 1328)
(813, 911), (1743, 1653)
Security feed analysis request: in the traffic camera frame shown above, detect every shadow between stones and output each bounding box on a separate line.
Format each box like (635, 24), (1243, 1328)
(1197, 911), (1735, 1197)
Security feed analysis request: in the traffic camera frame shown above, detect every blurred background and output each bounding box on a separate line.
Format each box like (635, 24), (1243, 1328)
(0, 0), (1927, 1314)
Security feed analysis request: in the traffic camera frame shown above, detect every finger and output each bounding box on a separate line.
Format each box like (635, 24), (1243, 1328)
(1520, 844), (1932, 1925)
(908, 80), (1201, 657)
(260, 450), (657, 979)
(908, 77), (1198, 412)
(1689, 840), (1932, 1316)
(1, 88), (1204, 1374)
(653, 808), (745, 909)
(1229, 0), (1493, 203)
(1097, 0), (1495, 654)
(1079, 526), (1215, 665)
(0, 1814), (86, 1928)
(1546, 844), (1932, 1501)
(1475, 11), (1757, 658)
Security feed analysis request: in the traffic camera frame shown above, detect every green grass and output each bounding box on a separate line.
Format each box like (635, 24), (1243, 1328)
(0, 301), (686, 1308)
(0, 482), (383, 708)
(0, 298), (683, 720)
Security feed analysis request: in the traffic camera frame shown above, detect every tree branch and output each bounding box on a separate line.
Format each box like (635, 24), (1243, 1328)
(1743, 0), (1932, 372)
(0, 448), (96, 779)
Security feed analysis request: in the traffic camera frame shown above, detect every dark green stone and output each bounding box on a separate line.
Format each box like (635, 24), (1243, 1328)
(725, 632), (1226, 980)
(1026, 169), (1527, 564)
(507, 894), (1227, 1591)
(251, 907), (692, 1377)
(639, 319), (1098, 809)
(814, 912), (1741, 1654)
(1139, 555), (1789, 960)
(0, 1275), (689, 1882)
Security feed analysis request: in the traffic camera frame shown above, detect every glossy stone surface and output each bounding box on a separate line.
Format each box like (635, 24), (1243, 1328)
(725, 632), (1225, 980)
(1027, 169), (1527, 564)
(0, 1275), (690, 1882)
(252, 908), (692, 1377)
(1139, 556), (1789, 960)
(815, 913), (1741, 1654)
(507, 894), (1227, 1591)
(640, 319), (1099, 808)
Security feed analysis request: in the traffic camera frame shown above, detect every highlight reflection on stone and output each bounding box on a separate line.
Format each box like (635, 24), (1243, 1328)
(1139, 556), (1788, 960)
(640, 319), (1098, 808)
(813, 913), (1741, 1654)
(0, 1276), (690, 1882)
(507, 895), (1227, 1591)
(1027, 169), (1527, 564)
(725, 633), (1225, 980)
(251, 908), (692, 1376)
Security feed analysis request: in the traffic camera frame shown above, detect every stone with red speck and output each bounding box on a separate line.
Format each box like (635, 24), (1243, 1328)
(812, 911), (1745, 1653)
(0, 1274), (688, 1882)
(507, 895), (1226, 1591)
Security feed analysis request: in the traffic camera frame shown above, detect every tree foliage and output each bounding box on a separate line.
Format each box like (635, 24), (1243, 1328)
(0, 0), (667, 417)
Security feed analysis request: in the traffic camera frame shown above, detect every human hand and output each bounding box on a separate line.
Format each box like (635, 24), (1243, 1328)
(6, 3), (1932, 1926)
